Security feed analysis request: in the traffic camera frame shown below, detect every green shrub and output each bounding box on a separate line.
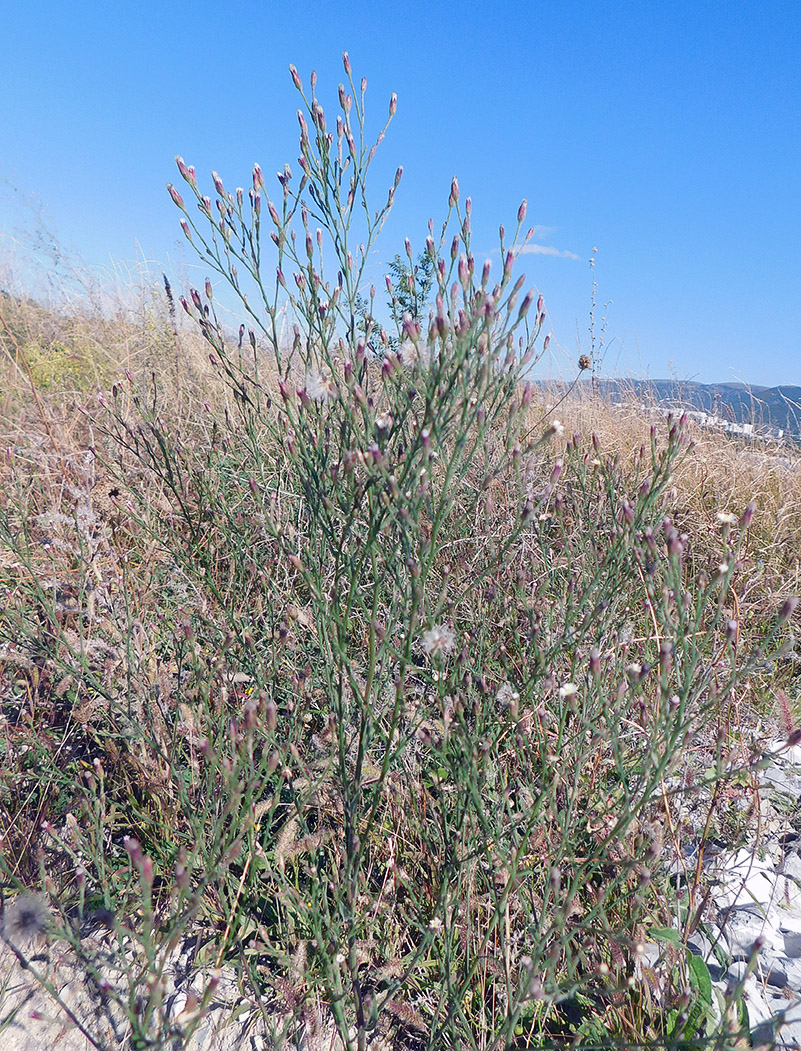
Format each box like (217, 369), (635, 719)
(0, 55), (790, 1051)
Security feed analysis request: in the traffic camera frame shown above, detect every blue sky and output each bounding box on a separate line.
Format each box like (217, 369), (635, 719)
(1, 1), (799, 385)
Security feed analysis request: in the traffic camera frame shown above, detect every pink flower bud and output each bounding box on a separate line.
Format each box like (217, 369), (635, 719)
(518, 199), (527, 223)
(342, 51), (351, 76)
(450, 176), (460, 205)
(124, 836), (143, 867)
(167, 184), (185, 210)
(537, 294), (545, 315)
(205, 278), (213, 300)
(361, 77), (367, 94)
(741, 499), (757, 527)
(394, 165), (403, 188)
(252, 163), (264, 191)
(175, 156), (195, 187)
(212, 171), (225, 196)
(289, 64), (302, 90)
(389, 92), (397, 117)
(518, 290), (534, 319)
(180, 219), (191, 239)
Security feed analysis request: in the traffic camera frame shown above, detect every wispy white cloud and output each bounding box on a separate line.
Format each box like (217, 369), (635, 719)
(514, 243), (580, 261)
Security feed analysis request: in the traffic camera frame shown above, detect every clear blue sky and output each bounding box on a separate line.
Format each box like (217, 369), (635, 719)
(1, 1), (799, 385)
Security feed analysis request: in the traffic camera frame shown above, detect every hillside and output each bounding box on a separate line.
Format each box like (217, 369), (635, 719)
(592, 377), (801, 440)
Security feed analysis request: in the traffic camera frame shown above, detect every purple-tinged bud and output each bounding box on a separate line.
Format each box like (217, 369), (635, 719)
(124, 836), (144, 867)
(518, 290), (534, 319)
(621, 498), (635, 525)
(779, 596), (799, 624)
(199, 196), (212, 217)
(167, 184), (186, 210)
(450, 176), (460, 205)
(361, 76), (367, 94)
(543, 334), (551, 351)
(741, 499), (757, 528)
(277, 268), (286, 287)
(205, 278), (213, 300)
(504, 250), (515, 280)
(394, 166), (403, 189)
(180, 219), (191, 239)
(180, 295), (192, 315)
(405, 237), (413, 260)
(481, 259), (491, 287)
(550, 460), (563, 484)
(191, 288), (203, 311)
(342, 51), (351, 76)
(289, 64), (302, 90)
(451, 235), (460, 261)
(522, 382), (534, 406)
(389, 92), (397, 117)
(212, 171), (225, 196)
(253, 163), (264, 191)
(589, 648), (601, 676)
(175, 156), (196, 187)
(518, 199), (528, 224)
(458, 255), (469, 289)
(141, 855), (154, 885)
(667, 531), (684, 558)
(725, 619), (738, 642)
(660, 640), (674, 673)
(537, 294), (545, 315)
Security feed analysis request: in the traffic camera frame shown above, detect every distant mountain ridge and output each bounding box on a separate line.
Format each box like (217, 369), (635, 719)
(590, 378), (801, 441)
